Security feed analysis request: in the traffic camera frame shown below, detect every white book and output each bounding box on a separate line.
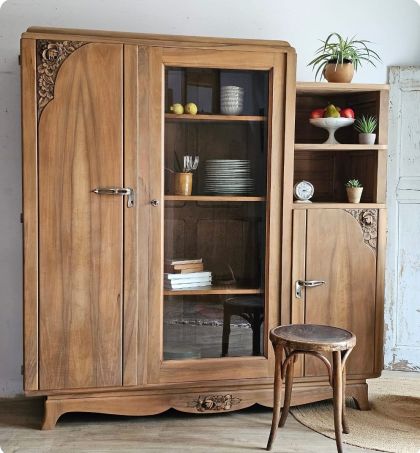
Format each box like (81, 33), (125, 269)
(164, 271), (212, 280)
(164, 280), (212, 289)
(164, 276), (212, 285)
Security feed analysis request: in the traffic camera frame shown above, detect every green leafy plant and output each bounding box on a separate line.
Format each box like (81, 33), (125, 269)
(345, 179), (363, 188)
(308, 33), (381, 80)
(354, 115), (378, 134)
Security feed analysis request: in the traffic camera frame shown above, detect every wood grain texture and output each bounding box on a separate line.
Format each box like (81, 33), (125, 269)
(21, 38), (38, 391)
(304, 209), (376, 376)
(136, 46), (152, 385)
(24, 26), (292, 49)
(123, 44), (139, 386)
(296, 82), (389, 94)
(38, 43), (124, 390)
(165, 114), (266, 122)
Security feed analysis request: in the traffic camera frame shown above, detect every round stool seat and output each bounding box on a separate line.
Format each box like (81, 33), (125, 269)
(270, 324), (356, 352)
(224, 296), (263, 309)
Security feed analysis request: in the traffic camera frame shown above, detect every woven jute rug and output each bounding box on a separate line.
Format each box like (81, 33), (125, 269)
(290, 373), (420, 453)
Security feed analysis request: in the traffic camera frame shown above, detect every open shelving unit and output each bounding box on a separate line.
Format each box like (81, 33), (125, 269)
(294, 82), (389, 204)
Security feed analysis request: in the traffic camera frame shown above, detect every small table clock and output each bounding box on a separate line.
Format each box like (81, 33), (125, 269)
(293, 180), (314, 203)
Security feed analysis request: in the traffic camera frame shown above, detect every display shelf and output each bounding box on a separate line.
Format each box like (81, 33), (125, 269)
(292, 202), (386, 209)
(296, 82), (390, 95)
(165, 113), (266, 122)
(294, 144), (387, 151)
(165, 195), (266, 202)
(164, 286), (264, 296)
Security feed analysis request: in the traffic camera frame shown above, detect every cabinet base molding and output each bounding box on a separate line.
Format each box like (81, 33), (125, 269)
(41, 381), (369, 430)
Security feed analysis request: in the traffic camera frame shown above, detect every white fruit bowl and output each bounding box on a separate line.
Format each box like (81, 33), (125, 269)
(309, 117), (355, 144)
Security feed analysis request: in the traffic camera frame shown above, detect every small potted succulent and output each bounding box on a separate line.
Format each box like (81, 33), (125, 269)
(354, 115), (377, 145)
(308, 33), (381, 83)
(345, 179), (363, 203)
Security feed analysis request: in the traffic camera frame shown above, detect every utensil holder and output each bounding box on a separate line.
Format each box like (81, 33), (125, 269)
(175, 172), (193, 196)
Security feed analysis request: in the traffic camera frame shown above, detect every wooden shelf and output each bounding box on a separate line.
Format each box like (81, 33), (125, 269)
(293, 202), (386, 209)
(296, 82), (390, 94)
(165, 195), (266, 202)
(165, 114), (266, 122)
(164, 286), (264, 296)
(295, 144), (387, 151)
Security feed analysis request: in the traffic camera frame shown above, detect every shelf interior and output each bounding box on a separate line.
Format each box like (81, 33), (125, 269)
(165, 114), (266, 122)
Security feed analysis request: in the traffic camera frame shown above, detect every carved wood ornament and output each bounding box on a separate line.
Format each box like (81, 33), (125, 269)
(344, 209), (378, 252)
(37, 40), (86, 118)
(192, 394), (241, 412)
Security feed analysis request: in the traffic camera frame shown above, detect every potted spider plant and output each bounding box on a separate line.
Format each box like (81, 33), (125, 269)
(308, 33), (381, 83)
(354, 115), (377, 145)
(345, 179), (363, 203)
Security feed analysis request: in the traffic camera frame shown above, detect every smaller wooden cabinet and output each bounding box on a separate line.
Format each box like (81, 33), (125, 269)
(283, 82), (388, 384)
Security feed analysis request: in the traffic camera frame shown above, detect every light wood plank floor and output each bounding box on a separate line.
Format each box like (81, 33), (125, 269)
(0, 396), (376, 453)
(6, 371), (417, 452)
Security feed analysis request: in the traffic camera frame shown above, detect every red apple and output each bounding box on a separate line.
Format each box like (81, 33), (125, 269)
(310, 108), (325, 119)
(340, 108), (355, 118)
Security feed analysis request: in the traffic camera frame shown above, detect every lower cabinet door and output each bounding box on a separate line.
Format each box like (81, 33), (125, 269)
(292, 208), (380, 377)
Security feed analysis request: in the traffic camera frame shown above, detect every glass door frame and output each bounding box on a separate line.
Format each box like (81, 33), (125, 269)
(147, 46), (286, 384)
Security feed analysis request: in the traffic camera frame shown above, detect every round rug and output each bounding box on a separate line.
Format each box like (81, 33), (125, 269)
(290, 373), (420, 453)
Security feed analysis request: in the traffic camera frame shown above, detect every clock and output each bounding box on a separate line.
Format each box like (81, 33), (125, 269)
(293, 180), (314, 203)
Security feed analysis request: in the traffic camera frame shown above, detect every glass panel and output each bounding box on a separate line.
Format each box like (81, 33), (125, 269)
(163, 66), (269, 361)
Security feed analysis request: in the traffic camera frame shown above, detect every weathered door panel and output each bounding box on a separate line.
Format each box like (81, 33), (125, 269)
(38, 42), (124, 390)
(386, 67), (420, 371)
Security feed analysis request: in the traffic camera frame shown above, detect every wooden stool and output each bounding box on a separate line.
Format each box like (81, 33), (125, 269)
(266, 324), (356, 453)
(221, 296), (264, 357)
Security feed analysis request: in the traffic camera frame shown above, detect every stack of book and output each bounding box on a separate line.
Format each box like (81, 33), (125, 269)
(164, 258), (212, 290)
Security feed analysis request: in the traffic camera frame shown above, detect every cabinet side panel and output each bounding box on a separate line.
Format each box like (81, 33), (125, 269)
(305, 209), (377, 376)
(38, 43), (124, 390)
(21, 38), (38, 391)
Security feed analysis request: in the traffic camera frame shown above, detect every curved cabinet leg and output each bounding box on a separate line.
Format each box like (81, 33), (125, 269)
(351, 382), (370, 411)
(266, 346), (283, 451)
(279, 358), (294, 428)
(42, 399), (63, 430)
(342, 365), (349, 434)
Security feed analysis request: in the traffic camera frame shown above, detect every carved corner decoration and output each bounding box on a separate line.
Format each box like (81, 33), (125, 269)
(344, 209), (378, 252)
(191, 394), (241, 412)
(37, 40), (86, 118)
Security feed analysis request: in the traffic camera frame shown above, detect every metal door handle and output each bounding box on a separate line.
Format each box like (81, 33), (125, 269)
(92, 187), (135, 208)
(295, 280), (326, 299)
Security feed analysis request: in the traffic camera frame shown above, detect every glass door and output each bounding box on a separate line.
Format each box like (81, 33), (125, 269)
(148, 48), (285, 384)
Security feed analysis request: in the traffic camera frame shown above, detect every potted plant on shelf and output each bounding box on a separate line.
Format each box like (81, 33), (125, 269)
(345, 179), (363, 203)
(308, 33), (381, 83)
(354, 115), (377, 145)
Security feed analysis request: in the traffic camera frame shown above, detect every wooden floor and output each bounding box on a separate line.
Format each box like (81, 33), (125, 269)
(0, 396), (378, 453)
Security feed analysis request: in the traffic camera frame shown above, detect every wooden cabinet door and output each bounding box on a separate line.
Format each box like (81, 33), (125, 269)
(292, 208), (380, 377)
(37, 42), (126, 390)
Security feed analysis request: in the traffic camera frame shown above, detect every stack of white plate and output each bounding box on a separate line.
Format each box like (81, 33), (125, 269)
(204, 160), (254, 195)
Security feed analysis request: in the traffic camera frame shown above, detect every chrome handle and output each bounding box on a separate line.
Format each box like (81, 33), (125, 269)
(295, 279), (326, 299)
(150, 199), (160, 207)
(92, 187), (135, 208)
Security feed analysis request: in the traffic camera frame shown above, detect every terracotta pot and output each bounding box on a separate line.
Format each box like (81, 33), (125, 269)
(358, 133), (376, 145)
(175, 172), (193, 195)
(346, 187), (363, 203)
(324, 62), (354, 83)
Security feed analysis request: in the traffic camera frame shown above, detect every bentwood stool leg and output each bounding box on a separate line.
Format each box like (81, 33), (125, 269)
(279, 351), (295, 428)
(266, 345), (283, 451)
(342, 351), (350, 434)
(332, 350), (344, 453)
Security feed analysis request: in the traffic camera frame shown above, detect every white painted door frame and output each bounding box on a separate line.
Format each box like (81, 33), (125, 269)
(385, 66), (420, 371)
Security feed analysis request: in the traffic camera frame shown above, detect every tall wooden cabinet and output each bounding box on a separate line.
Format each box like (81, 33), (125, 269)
(21, 27), (387, 429)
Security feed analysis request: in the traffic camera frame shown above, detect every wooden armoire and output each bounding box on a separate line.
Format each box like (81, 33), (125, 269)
(21, 27), (388, 429)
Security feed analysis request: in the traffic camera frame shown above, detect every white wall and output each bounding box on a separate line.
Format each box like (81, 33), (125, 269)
(0, 0), (419, 396)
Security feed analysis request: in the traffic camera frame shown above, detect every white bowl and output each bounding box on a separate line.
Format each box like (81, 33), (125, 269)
(221, 105), (244, 115)
(309, 117), (355, 144)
